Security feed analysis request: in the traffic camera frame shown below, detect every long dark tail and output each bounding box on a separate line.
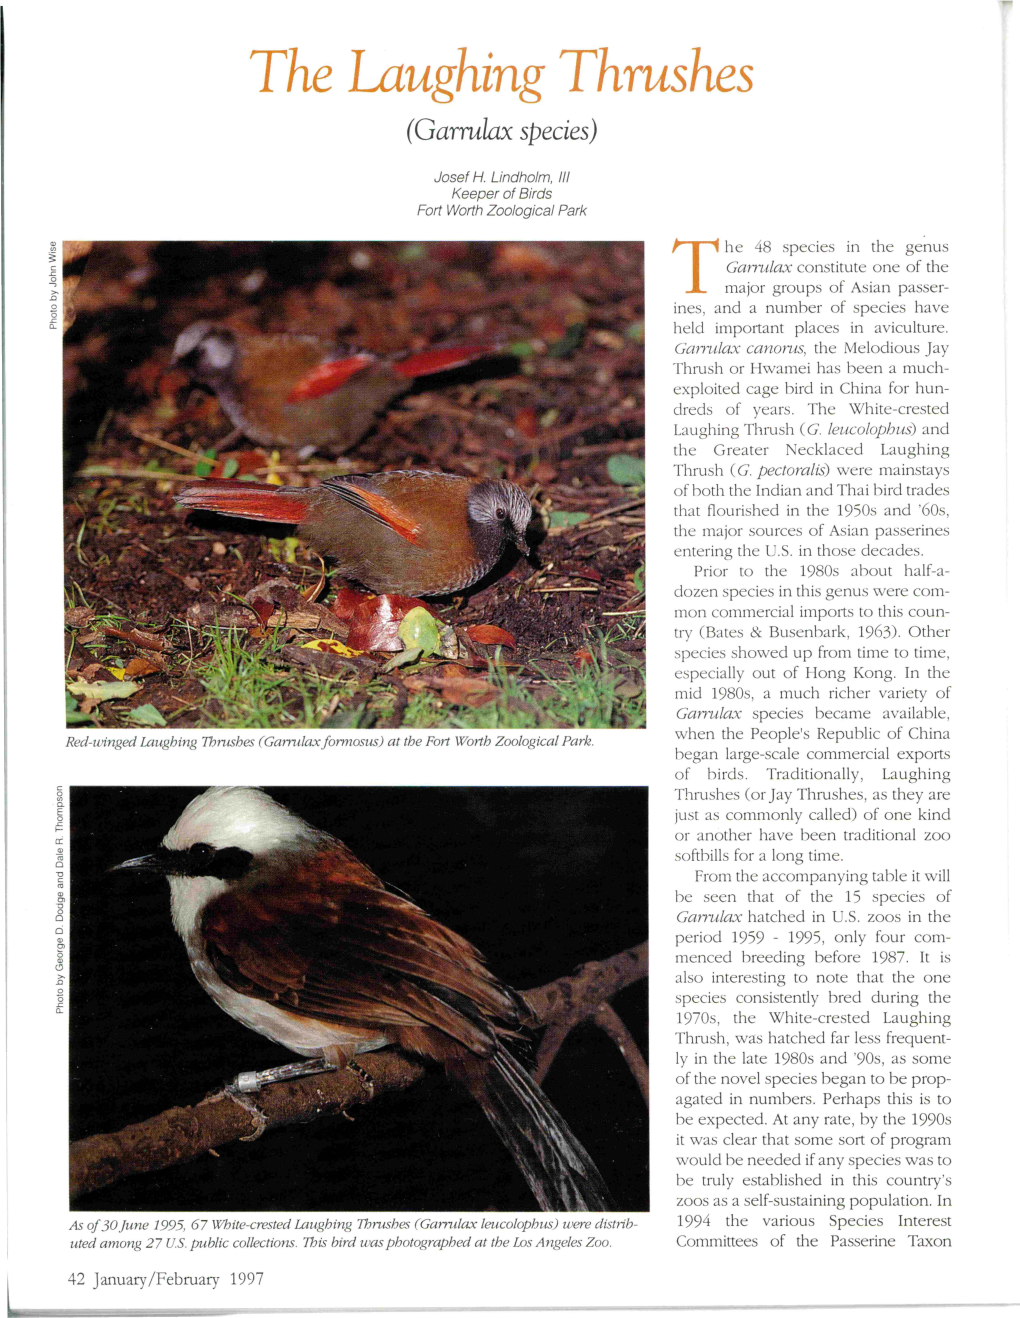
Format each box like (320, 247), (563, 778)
(464, 1044), (615, 1211)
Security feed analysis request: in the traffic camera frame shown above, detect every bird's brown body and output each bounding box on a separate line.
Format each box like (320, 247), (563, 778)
(172, 322), (500, 454)
(176, 470), (533, 596)
(200, 842), (527, 1066)
(112, 787), (615, 1211)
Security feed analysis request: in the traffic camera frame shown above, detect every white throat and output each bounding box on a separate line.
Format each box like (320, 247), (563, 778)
(169, 873), (229, 941)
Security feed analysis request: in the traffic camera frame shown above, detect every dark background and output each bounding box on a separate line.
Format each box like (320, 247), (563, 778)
(70, 786), (647, 1212)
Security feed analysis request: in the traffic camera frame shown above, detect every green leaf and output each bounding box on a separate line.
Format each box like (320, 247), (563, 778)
(397, 243), (426, 262)
(381, 645), (423, 673)
(607, 453), (645, 488)
(66, 680), (141, 701)
(507, 339), (534, 359)
(129, 703), (167, 727)
(625, 320), (645, 344)
(194, 448), (217, 478)
(268, 536), (300, 564)
(399, 607), (441, 657)
(548, 510), (590, 528)
(382, 607), (443, 672)
(221, 458), (239, 479)
(65, 691), (93, 725)
(633, 565), (645, 593)
(547, 321), (585, 358)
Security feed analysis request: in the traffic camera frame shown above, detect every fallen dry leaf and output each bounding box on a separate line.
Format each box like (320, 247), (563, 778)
(246, 580), (345, 635)
(346, 594), (433, 652)
(404, 665), (497, 708)
(186, 602), (261, 629)
(102, 625), (171, 652)
(330, 585), (372, 621)
(209, 449), (268, 479)
(278, 643), (368, 678)
(537, 316), (567, 342)
(513, 406), (539, 438)
(66, 679), (141, 702)
(249, 597), (274, 626)
(492, 242), (563, 280)
(124, 655), (166, 678)
(465, 624), (517, 650)
(436, 676), (497, 707)
(80, 663), (119, 682)
(300, 638), (364, 657)
(301, 556), (328, 604)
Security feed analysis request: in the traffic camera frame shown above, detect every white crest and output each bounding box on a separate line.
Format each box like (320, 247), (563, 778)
(164, 786), (318, 855)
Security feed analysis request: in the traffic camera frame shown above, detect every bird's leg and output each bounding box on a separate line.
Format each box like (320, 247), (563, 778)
(232, 1058), (335, 1093)
(200, 1050), (375, 1139)
(208, 426), (244, 454)
(199, 1058), (335, 1142)
(322, 1044), (375, 1101)
(235, 1049), (373, 1099)
(224, 1089), (269, 1143)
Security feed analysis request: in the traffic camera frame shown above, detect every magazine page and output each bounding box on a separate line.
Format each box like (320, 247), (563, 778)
(3, 0), (1014, 1313)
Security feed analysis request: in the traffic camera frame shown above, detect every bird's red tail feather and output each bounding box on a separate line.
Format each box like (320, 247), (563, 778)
(176, 479), (310, 525)
(393, 342), (501, 379)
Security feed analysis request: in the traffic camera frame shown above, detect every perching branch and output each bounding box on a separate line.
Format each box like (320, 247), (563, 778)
(531, 941), (647, 1092)
(592, 1002), (649, 1108)
(69, 941), (647, 1201)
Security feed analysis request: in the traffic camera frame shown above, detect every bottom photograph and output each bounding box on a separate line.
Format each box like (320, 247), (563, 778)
(69, 786), (648, 1212)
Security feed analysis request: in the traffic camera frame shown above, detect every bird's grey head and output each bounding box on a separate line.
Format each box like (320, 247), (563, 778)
(172, 321), (238, 383)
(466, 480), (533, 556)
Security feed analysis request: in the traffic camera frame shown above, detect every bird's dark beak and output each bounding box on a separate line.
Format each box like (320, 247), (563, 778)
(108, 852), (165, 877)
(515, 530), (530, 556)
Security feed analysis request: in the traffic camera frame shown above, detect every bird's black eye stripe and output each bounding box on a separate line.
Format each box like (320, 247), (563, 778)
(206, 846), (252, 881)
(156, 843), (253, 880)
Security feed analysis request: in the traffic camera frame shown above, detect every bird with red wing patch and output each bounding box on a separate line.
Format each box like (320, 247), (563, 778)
(173, 321), (504, 454)
(176, 470), (534, 597)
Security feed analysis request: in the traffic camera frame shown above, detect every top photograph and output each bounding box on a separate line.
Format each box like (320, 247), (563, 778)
(63, 240), (645, 731)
